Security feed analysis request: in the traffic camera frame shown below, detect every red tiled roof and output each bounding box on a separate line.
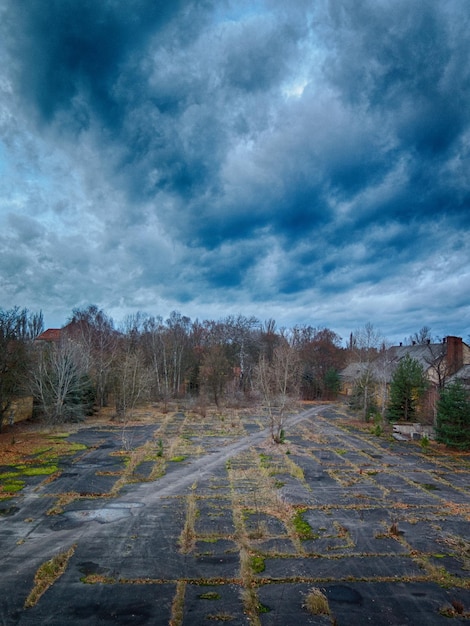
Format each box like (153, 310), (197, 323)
(35, 328), (62, 342)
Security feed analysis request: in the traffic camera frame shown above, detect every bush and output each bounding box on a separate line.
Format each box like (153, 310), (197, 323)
(436, 381), (470, 450)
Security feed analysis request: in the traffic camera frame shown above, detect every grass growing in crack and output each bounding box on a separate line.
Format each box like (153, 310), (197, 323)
(24, 544), (76, 608)
(179, 487), (198, 554)
(81, 574), (116, 584)
(284, 455), (305, 482)
(170, 580), (186, 626)
(239, 548), (263, 626)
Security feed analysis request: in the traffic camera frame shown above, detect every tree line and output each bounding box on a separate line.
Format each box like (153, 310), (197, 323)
(1, 307), (468, 449)
(0, 305), (345, 436)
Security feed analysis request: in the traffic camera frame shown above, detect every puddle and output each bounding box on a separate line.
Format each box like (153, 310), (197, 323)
(64, 502), (144, 524)
(0, 505), (19, 517)
(326, 585), (363, 605)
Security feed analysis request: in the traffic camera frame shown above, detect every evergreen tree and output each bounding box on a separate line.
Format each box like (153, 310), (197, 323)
(387, 354), (427, 422)
(436, 381), (470, 450)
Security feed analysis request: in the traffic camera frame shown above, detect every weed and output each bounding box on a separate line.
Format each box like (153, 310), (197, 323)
(259, 453), (271, 468)
(156, 438), (164, 457)
(420, 435), (430, 451)
(303, 587), (331, 616)
(373, 424), (383, 437)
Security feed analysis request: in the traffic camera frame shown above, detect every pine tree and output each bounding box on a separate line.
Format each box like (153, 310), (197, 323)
(387, 354), (428, 422)
(436, 381), (470, 450)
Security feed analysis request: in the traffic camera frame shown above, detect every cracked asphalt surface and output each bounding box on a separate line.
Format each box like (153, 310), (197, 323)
(0, 404), (469, 625)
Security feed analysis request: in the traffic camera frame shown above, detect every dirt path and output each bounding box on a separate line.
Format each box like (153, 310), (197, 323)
(137, 404), (325, 503)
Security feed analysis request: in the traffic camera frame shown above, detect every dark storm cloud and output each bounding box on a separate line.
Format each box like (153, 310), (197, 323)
(0, 0), (469, 340)
(4, 0), (189, 126)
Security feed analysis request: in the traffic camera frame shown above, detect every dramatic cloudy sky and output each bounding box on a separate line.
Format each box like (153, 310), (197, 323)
(1, 0), (469, 343)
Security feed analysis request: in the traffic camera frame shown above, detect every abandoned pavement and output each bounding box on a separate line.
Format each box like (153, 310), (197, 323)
(0, 404), (469, 625)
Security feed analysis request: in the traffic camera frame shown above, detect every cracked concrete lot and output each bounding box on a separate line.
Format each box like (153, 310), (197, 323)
(0, 404), (469, 625)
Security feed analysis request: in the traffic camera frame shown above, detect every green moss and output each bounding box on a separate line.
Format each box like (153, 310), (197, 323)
(199, 592), (221, 600)
(65, 443), (88, 453)
(170, 455), (187, 462)
(250, 555), (265, 574)
(2, 480), (25, 493)
(15, 465), (58, 476)
(421, 483), (439, 491)
(292, 508), (315, 540)
(32, 446), (53, 455)
(0, 472), (21, 480)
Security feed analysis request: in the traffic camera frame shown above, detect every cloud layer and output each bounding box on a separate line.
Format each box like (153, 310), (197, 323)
(1, 0), (469, 342)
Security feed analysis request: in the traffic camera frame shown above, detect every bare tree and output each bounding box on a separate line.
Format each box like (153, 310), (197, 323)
(68, 305), (117, 407)
(350, 323), (383, 420)
(408, 326), (432, 345)
(199, 344), (232, 407)
(256, 340), (300, 443)
(112, 319), (152, 420)
(30, 338), (91, 424)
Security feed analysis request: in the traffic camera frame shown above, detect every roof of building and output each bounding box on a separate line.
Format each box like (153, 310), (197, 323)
(35, 328), (62, 342)
(341, 341), (449, 384)
(387, 342), (446, 370)
(447, 364), (470, 388)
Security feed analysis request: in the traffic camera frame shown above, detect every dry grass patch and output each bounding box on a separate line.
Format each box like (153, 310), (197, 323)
(303, 586), (331, 616)
(170, 580), (186, 626)
(24, 544), (76, 608)
(179, 487), (198, 554)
